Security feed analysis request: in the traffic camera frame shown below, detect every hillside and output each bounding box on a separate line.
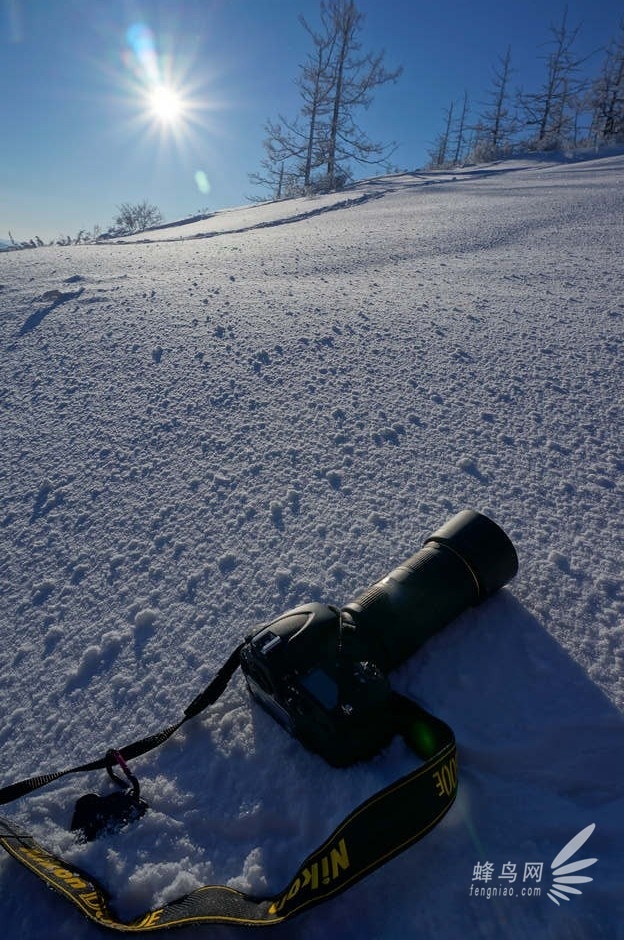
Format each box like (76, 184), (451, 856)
(0, 155), (622, 939)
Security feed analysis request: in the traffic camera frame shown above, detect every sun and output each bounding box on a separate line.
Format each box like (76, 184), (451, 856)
(148, 84), (185, 124)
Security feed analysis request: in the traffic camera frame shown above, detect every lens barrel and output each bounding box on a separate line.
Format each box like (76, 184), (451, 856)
(341, 510), (518, 673)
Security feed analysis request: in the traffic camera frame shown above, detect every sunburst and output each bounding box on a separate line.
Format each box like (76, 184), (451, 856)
(147, 84), (186, 125)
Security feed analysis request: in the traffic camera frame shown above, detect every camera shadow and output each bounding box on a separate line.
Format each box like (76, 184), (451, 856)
(391, 589), (624, 936)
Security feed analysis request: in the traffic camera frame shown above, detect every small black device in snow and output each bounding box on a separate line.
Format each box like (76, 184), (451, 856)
(70, 749), (148, 842)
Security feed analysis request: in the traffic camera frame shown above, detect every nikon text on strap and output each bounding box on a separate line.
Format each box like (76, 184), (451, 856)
(0, 653), (457, 932)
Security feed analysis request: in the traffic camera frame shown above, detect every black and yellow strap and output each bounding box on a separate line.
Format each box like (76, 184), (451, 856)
(0, 660), (457, 932)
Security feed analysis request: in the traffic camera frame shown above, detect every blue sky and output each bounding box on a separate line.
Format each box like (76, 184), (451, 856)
(1, 0), (622, 242)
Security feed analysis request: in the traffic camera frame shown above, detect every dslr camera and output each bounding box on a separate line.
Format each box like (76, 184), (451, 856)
(240, 510), (518, 766)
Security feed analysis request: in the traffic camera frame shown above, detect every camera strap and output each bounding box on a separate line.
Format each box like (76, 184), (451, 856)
(0, 650), (457, 932)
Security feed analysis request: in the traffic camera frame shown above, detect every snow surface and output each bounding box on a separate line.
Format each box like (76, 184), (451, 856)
(0, 155), (623, 939)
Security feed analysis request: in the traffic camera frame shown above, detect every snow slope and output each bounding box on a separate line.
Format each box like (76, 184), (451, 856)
(0, 155), (623, 939)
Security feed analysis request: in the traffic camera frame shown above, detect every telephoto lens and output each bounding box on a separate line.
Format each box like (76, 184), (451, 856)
(240, 509), (518, 766)
(341, 510), (518, 673)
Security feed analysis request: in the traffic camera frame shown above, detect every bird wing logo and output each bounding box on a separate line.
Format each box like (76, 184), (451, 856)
(547, 823), (598, 905)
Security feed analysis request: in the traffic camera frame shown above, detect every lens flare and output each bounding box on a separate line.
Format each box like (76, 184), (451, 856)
(125, 23), (159, 86)
(194, 170), (211, 195)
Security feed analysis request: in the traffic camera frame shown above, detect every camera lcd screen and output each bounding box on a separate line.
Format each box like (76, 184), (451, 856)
(300, 669), (339, 711)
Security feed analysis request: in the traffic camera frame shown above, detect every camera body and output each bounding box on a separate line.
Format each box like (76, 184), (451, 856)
(240, 511), (518, 767)
(240, 602), (396, 766)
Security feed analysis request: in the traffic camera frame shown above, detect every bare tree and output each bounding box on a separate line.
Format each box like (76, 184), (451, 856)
(322, 0), (402, 189)
(452, 91), (470, 164)
(249, 121), (308, 199)
(249, 21), (336, 201)
(473, 47), (516, 159)
(428, 101), (454, 167)
(112, 200), (163, 235)
(250, 0), (401, 197)
(298, 12), (337, 188)
(517, 8), (589, 149)
(589, 20), (624, 144)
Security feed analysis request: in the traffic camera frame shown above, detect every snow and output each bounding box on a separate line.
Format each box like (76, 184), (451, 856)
(0, 154), (623, 938)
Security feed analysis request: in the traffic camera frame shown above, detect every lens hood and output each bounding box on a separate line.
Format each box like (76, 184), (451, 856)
(424, 510), (518, 601)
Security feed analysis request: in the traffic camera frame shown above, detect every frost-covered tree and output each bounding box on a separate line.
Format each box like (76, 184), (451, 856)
(322, 0), (402, 189)
(452, 91), (470, 164)
(298, 11), (337, 188)
(111, 200), (163, 235)
(589, 20), (624, 144)
(428, 101), (454, 167)
(429, 94), (472, 168)
(517, 9), (589, 149)
(251, 0), (401, 197)
(248, 128), (304, 200)
(472, 47), (516, 160)
(250, 12), (337, 199)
